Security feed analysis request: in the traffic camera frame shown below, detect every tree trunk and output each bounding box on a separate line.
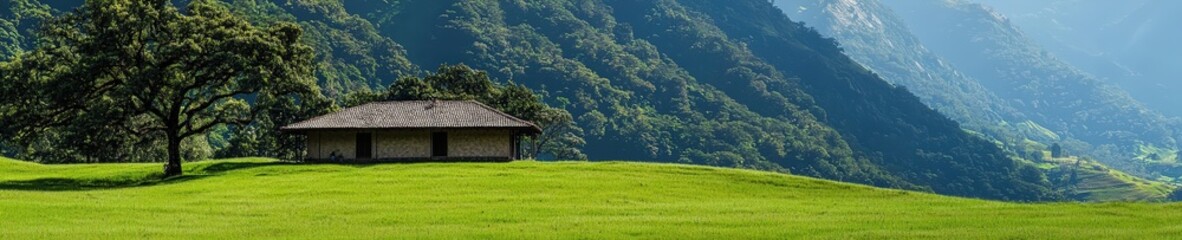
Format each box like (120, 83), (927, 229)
(163, 132), (183, 178)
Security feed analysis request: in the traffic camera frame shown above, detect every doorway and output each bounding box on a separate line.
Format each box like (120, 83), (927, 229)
(432, 132), (448, 157)
(356, 133), (372, 159)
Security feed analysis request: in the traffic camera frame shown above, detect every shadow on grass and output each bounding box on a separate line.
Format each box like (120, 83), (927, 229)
(192, 161), (290, 174)
(0, 175), (205, 191)
(0, 161), (286, 192)
(0, 160), (501, 191)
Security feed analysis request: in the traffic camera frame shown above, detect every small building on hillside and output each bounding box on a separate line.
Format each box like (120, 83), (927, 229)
(280, 100), (540, 162)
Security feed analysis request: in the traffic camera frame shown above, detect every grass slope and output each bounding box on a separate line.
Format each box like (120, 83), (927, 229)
(2, 157), (1182, 239)
(1043, 156), (1175, 201)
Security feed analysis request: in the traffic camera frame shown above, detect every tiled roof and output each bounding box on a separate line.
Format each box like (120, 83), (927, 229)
(280, 100), (540, 133)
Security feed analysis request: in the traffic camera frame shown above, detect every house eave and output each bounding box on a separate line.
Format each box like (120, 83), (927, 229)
(280, 126), (541, 135)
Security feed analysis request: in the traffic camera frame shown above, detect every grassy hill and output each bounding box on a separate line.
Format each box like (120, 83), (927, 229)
(1041, 156), (1175, 201)
(2, 158), (1181, 239)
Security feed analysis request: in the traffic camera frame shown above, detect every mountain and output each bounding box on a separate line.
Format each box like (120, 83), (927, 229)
(770, 0), (1147, 202)
(870, 0), (1179, 182)
(773, 0), (1176, 201)
(0, 0), (1061, 201)
(974, 0), (1182, 118)
(772, 0), (1038, 142)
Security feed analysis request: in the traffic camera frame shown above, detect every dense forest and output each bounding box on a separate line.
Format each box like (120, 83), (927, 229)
(776, 0), (1028, 141)
(0, 0), (1063, 200)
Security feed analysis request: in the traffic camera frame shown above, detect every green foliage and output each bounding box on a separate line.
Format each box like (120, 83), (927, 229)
(219, 0), (419, 97)
(525, 108), (586, 160)
(1, 158), (1182, 238)
(0, 0), (51, 56)
(0, 0), (320, 176)
(216, 91), (336, 161)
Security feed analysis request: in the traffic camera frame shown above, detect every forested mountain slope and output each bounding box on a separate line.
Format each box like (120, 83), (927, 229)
(0, 0), (51, 56)
(879, 0), (1180, 181)
(976, 0), (1182, 117)
(773, 0), (1178, 201)
(222, 0), (420, 97)
(774, 0), (1047, 144)
(0, 0), (1060, 201)
(664, 0), (1054, 199)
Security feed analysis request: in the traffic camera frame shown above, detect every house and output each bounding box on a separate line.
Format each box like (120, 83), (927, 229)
(280, 100), (541, 162)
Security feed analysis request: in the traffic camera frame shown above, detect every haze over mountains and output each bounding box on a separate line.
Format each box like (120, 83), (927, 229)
(977, 0), (1182, 117)
(775, 0), (1181, 200)
(2, 0), (1178, 201)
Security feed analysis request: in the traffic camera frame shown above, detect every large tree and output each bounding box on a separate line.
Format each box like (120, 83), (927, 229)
(0, 0), (318, 177)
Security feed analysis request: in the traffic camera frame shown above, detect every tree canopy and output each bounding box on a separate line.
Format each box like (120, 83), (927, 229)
(0, 0), (321, 177)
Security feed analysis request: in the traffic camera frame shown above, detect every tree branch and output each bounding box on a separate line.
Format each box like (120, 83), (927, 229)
(178, 89), (254, 129)
(179, 116), (253, 139)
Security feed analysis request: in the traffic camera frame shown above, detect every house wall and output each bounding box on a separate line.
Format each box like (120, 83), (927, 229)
(307, 131), (358, 159)
(375, 130), (431, 159)
(303, 129), (515, 160)
(449, 129), (512, 157)
(307, 133), (320, 158)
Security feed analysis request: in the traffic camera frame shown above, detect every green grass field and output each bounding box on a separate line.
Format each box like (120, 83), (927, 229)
(1041, 156), (1174, 201)
(3, 157), (1182, 239)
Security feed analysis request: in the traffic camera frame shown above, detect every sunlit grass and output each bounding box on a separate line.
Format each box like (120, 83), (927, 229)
(1041, 156), (1175, 201)
(2, 157), (1181, 239)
